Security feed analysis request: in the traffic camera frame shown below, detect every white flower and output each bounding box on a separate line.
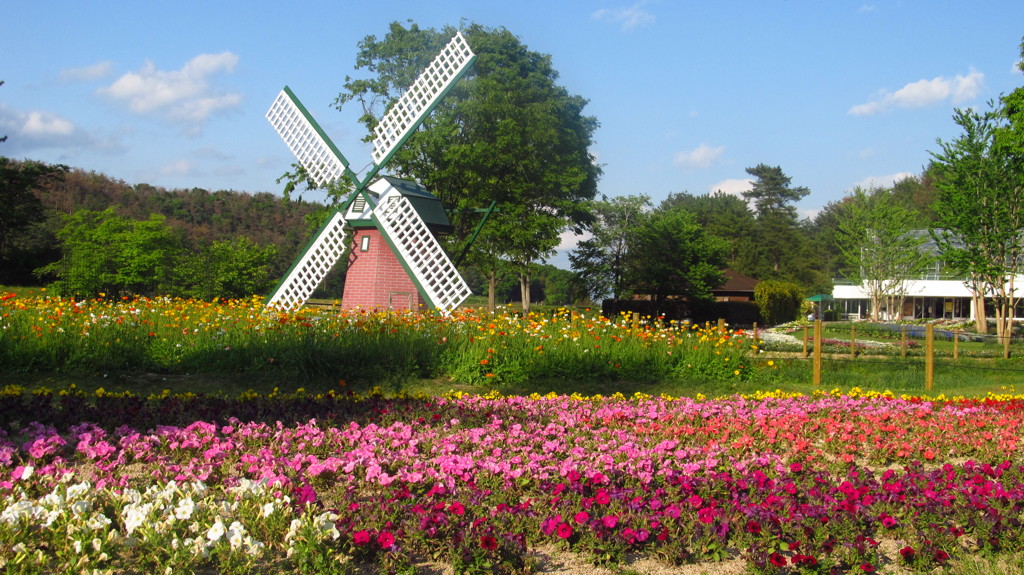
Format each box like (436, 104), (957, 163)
(87, 512), (111, 530)
(173, 497), (194, 521)
(206, 519), (225, 542)
(71, 499), (91, 516)
(261, 502), (275, 518)
(91, 538), (102, 552)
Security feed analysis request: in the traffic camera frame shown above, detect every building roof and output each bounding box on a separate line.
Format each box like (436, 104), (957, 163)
(716, 269), (759, 293)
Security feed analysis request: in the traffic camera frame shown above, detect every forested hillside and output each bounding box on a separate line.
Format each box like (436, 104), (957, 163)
(1, 158), (324, 289)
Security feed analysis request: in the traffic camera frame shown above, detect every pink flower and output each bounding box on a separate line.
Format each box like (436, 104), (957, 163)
(601, 515), (618, 528)
(556, 522), (573, 539)
(574, 511), (589, 524)
(352, 530), (371, 546)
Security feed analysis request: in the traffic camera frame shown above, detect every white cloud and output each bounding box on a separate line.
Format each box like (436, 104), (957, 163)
(60, 61), (114, 82)
(858, 4), (877, 12)
(592, 2), (655, 31)
(852, 172), (915, 190)
(673, 143), (725, 169)
(99, 52), (241, 132)
(160, 159), (193, 176)
(849, 69), (984, 115)
(0, 103), (93, 151)
(557, 229), (589, 252)
(708, 178), (753, 197)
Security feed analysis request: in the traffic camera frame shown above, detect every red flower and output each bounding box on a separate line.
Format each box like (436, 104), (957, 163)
(934, 550), (950, 563)
(861, 563), (875, 573)
(556, 522), (573, 539)
(769, 553), (787, 567)
(789, 462), (803, 473)
(377, 531), (396, 548)
(480, 535), (498, 550)
(899, 546), (915, 561)
(449, 501), (465, 515)
(745, 520), (762, 534)
(352, 530), (371, 546)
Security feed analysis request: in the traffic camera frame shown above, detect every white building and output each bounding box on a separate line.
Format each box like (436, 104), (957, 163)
(833, 276), (1024, 321)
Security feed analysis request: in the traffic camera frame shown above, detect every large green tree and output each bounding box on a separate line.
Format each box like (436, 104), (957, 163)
(333, 22), (601, 311)
(835, 186), (933, 321)
(929, 37), (1024, 338)
(739, 164), (813, 286)
(40, 208), (181, 297)
(625, 206), (728, 305)
(568, 194), (651, 301)
(0, 157), (67, 283)
(659, 191), (757, 268)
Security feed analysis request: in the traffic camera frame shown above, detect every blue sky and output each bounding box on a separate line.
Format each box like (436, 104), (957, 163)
(4, 1), (1024, 262)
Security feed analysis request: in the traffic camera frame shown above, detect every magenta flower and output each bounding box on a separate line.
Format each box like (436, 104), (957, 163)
(556, 522), (573, 539)
(352, 530), (371, 546)
(601, 515), (619, 528)
(574, 511), (589, 524)
(377, 531), (395, 548)
(480, 535), (498, 550)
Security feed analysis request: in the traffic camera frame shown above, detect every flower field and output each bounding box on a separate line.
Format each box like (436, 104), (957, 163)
(4, 293), (1024, 573)
(4, 385), (1024, 573)
(0, 293), (762, 387)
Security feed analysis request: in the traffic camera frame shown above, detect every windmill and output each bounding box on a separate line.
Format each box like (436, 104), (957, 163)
(264, 32), (475, 313)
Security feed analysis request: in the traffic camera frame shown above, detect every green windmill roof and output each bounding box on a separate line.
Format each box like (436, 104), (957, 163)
(354, 176), (453, 235)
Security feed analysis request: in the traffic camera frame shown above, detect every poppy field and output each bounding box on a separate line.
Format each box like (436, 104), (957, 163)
(0, 293), (762, 388)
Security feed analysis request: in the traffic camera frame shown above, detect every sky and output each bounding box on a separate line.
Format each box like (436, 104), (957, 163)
(4, 0), (1024, 266)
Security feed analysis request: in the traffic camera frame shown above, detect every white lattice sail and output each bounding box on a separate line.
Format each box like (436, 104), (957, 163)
(374, 195), (471, 312)
(266, 210), (350, 309)
(267, 87), (350, 188)
(371, 32), (475, 167)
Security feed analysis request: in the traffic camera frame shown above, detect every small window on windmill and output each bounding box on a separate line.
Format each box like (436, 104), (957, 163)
(360, 235), (370, 252)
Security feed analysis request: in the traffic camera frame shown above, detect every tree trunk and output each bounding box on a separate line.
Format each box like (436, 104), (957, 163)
(974, 293), (988, 334)
(487, 270), (497, 313)
(519, 272), (531, 313)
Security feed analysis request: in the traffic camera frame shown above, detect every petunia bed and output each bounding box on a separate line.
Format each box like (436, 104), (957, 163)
(3, 389), (1024, 573)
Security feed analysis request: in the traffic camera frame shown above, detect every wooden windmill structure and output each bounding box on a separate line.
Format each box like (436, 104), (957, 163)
(264, 32), (475, 313)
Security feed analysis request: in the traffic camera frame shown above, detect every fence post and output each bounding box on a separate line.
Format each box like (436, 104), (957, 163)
(803, 326), (809, 358)
(901, 325), (907, 358)
(1004, 326), (1011, 359)
(718, 318), (726, 335)
(814, 319), (822, 386)
(925, 323), (934, 391)
(953, 329), (960, 360)
(753, 322), (758, 342)
(632, 312), (640, 334)
(850, 325), (857, 359)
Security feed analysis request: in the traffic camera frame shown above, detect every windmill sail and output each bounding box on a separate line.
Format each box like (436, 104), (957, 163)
(373, 194), (471, 312)
(266, 87), (356, 188)
(266, 210), (350, 309)
(368, 32), (476, 174)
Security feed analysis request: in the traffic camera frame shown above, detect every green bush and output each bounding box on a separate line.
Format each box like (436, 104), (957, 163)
(754, 280), (803, 326)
